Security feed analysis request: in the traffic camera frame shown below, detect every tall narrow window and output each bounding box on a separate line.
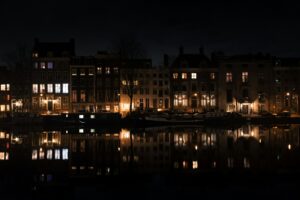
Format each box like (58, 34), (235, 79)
(47, 84), (53, 93)
(173, 73), (178, 79)
(47, 62), (53, 69)
(40, 62), (46, 69)
(38, 84), (44, 93)
(182, 73), (187, 79)
(55, 84), (61, 93)
(32, 84), (38, 93)
(72, 90), (77, 102)
(191, 73), (197, 79)
(62, 83), (69, 93)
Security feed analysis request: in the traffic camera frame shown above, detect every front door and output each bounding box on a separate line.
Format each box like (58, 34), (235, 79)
(48, 100), (53, 111)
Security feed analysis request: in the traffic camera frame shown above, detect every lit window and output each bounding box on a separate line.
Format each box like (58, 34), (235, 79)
(40, 62), (46, 69)
(47, 84), (53, 93)
(32, 84), (38, 93)
(62, 149), (68, 160)
(39, 149), (44, 159)
(191, 73), (197, 79)
(54, 149), (60, 160)
(47, 62), (53, 69)
(40, 84), (45, 93)
(47, 149), (53, 160)
(226, 72), (232, 83)
(113, 67), (119, 73)
(0, 105), (5, 112)
(182, 73), (187, 79)
(79, 115), (84, 119)
(90, 114), (95, 119)
(105, 67), (110, 74)
(173, 73), (178, 79)
(122, 80), (127, 85)
(242, 72), (248, 83)
(62, 83), (69, 93)
(55, 84), (61, 93)
(6, 105), (9, 111)
(133, 80), (138, 86)
(79, 129), (84, 133)
(6, 84), (9, 91)
(33, 62), (38, 69)
(32, 150), (38, 160)
(0, 84), (5, 91)
(0, 152), (5, 160)
(90, 128), (95, 133)
(210, 73), (215, 80)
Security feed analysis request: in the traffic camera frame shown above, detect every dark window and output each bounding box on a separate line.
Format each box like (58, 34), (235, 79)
(226, 89), (232, 103)
(242, 89), (248, 98)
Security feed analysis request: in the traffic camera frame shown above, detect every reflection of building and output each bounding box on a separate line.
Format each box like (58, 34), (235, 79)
(31, 39), (74, 114)
(170, 48), (216, 112)
(217, 54), (273, 114)
(0, 67), (11, 118)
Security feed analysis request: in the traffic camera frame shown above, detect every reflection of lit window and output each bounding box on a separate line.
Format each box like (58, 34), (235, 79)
(192, 161), (198, 169)
(191, 73), (197, 79)
(62, 83), (69, 94)
(227, 157), (234, 168)
(47, 149), (52, 160)
(40, 62), (46, 69)
(243, 157), (250, 168)
(242, 72), (248, 83)
(226, 72), (232, 83)
(105, 67), (110, 74)
(62, 149), (68, 160)
(47, 62), (53, 69)
(32, 84), (38, 93)
(55, 84), (61, 93)
(39, 149), (44, 159)
(32, 150), (38, 160)
(47, 84), (53, 93)
(182, 161), (188, 168)
(54, 149), (60, 160)
(182, 73), (187, 79)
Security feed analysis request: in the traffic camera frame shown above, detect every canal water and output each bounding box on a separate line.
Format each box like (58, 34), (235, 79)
(0, 124), (299, 199)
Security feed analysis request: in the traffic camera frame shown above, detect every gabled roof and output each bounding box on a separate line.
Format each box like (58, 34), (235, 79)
(171, 53), (211, 69)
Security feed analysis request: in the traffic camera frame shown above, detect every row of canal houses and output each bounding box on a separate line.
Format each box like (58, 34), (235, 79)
(1, 39), (300, 117)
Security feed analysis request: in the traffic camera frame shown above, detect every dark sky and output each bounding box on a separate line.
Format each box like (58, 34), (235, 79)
(1, 0), (300, 65)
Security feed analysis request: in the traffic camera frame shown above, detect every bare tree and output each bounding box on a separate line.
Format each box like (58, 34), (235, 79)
(111, 35), (147, 114)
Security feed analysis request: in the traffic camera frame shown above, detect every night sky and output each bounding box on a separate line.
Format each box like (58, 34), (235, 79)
(1, 0), (300, 65)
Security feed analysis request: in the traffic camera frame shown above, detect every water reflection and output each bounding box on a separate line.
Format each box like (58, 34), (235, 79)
(0, 125), (300, 186)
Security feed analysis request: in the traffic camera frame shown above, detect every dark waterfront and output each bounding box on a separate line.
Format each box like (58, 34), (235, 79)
(0, 124), (299, 199)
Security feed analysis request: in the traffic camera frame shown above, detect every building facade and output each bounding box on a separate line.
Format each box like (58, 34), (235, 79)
(0, 67), (11, 118)
(217, 54), (273, 114)
(170, 48), (217, 112)
(31, 39), (74, 114)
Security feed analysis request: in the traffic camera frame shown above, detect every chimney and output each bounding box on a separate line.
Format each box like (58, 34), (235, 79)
(164, 54), (169, 67)
(179, 46), (184, 55)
